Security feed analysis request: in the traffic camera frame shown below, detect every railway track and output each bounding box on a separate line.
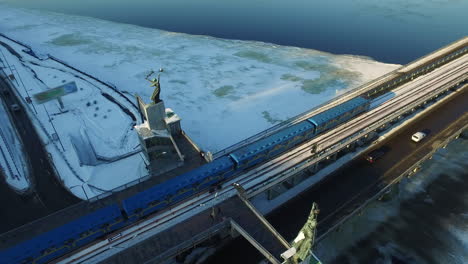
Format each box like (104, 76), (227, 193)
(213, 42), (468, 159)
(55, 53), (468, 264)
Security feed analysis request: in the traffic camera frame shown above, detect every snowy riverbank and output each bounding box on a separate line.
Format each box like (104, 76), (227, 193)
(0, 3), (399, 200)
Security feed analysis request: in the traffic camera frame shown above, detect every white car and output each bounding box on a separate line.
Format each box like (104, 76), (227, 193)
(411, 131), (426, 142)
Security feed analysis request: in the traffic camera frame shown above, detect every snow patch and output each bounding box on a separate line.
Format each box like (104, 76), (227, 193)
(0, 4), (399, 199)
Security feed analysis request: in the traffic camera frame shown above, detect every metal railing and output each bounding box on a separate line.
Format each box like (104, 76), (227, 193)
(247, 78), (467, 198)
(316, 121), (468, 242)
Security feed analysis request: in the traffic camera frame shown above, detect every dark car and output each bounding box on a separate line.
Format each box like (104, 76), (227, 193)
(365, 146), (390, 163)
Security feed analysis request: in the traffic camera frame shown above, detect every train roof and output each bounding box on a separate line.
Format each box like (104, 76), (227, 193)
(2, 205), (121, 262)
(307, 96), (368, 127)
(230, 121), (314, 162)
(122, 156), (234, 214)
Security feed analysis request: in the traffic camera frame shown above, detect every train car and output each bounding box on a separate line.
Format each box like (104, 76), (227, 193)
(1, 97), (374, 264)
(0, 205), (124, 264)
(229, 121), (315, 170)
(122, 156), (235, 219)
(308, 96), (370, 134)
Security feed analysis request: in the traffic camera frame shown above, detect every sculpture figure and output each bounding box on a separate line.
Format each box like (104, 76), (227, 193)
(146, 69), (163, 104)
(288, 203), (320, 264)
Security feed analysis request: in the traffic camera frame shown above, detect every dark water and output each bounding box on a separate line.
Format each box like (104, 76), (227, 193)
(4, 0), (468, 64)
(316, 139), (468, 264)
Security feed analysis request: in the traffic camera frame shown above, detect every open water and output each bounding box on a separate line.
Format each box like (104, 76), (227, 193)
(4, 0), (468, 64)
(316, 138), (468, 264)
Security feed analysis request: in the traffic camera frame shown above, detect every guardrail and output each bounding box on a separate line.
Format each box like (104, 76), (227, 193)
(315, 121), (468, 242)
(315, 75), (467, 157)
(0, 32), (466, 252)
(247, 77), (467, 198)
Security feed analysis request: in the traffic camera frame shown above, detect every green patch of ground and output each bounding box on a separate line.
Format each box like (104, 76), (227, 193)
(262, 111), (283, 124)
(294, 60), (335, 72)
(14, 24), (37, 31)
(103, 61), (119, 68)
(280, 74), (303, 82)
(213, 85), (235, 97)
(293, 61), (361, 94)
(226, 95), (241, 101)
(234, 50), (272, 63)
(79, 42), (121, 54)
(169, 80), (187, 85)
(301, 78), (342, 94)
(48, 33), (92, 46)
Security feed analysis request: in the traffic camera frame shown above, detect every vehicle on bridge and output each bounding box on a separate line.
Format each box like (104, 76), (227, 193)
(3, 35), (467, 264)
(365, 146), (390, 163)
(0, 96), (371, 264)
(411, 131), (427, 142)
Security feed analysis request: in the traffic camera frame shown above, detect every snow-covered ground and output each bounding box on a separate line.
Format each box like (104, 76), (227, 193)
(0, 97), (30, 192)
(0, 4), (399, 200)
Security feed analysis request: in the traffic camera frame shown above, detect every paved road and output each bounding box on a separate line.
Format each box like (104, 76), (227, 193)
(0, 73), (79, 234)
(204, 87), (467, 264)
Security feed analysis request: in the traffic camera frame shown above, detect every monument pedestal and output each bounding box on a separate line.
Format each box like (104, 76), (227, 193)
(135, 95), (184, 175)
(144, 101), (166, 130)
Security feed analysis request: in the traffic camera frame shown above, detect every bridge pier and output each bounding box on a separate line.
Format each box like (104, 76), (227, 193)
(460, 129), (468, 139)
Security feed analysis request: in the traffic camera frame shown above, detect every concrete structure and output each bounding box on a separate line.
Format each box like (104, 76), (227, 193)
(135, 94), (184, 174)
(0, 38), (466, 264)
(213, 36), (468, 159)
(49, 39), (467, 264)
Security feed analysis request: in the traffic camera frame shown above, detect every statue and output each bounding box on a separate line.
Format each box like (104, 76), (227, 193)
(288, 203), (320, 264)
(146, 69), (163, 104)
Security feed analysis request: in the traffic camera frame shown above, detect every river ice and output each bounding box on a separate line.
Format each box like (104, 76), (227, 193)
(0, 3), (399, 199)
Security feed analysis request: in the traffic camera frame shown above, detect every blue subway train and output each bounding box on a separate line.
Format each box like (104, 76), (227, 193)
(0, 97), (370, 264)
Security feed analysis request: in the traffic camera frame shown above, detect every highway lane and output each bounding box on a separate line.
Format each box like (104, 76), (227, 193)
(0, 73), (79, 234)
(245, 58), (467, 200)
(312, 55), (467, 153)
(273, 87), (467, 238)
(0, 37), (460, 260)
(60, 60), (468, 262)
(204, 87), (467, 264)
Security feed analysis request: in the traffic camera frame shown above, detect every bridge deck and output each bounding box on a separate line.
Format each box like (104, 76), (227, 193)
(0, 131), (205, 249)
(271, 87), (468, 241)
(100, 196), (287, 263)
(213, 37), (467, 159)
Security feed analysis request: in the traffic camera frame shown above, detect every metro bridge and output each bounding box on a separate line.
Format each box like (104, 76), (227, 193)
(0, 37), (467, 264)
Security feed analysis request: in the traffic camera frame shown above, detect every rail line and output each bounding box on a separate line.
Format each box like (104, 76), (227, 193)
(55, 53), (468, 264)
(314, 59), (468, 151)
(213, 40), (468, 159)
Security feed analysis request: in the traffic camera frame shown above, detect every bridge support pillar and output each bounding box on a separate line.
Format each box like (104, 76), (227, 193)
(311, 162), (319, 174)
(331, 152), (338, 161)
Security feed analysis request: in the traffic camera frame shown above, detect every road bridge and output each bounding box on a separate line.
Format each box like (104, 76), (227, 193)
(206, 85), (467, 264)
(0, 37), (466, 264)
(48, 46), (468, 263)
(213, 37), (468, 159)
